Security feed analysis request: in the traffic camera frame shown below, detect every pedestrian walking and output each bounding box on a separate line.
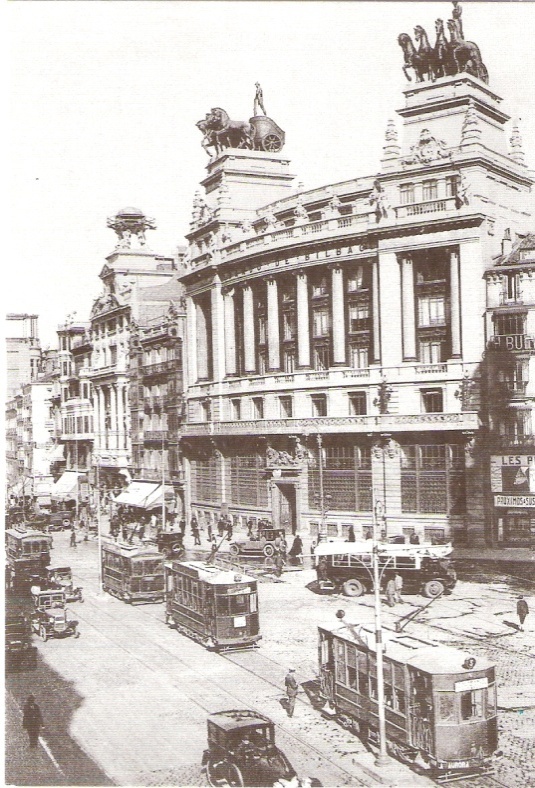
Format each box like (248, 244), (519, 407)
(191, 515), (201, 546)
(288, 534), (304, 565)
(316, 556), (328, 583)
(226, 521), (233, 541)
(207, 522), (213, 542)
(274, 550), (285, 578)
(385, 575), (397, 607)
(348, 525), (356, 542)
(284, 668), (299, 717)
(179, 515), (186, 536)
(517, 595), (529, 631)
(394, 572), (403, 603)
(69, 526), (77, 549)
(22, 695), (43, 748)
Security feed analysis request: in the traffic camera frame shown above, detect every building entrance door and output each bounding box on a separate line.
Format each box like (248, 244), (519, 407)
(277, 484), (297, 535)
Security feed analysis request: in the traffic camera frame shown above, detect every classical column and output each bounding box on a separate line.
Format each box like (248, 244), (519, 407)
(223, 288), (237, 376)
(242, 284), (256, 374)
(400, 255), (417, 361)
(331, 265), (346, 365)
(195, 300), (209, 380)
(186, 296), (197, 384)
(372, 259), (381, 364)
(450, 249), (462, 358)
(116, 381), (125, 450)
(110, 384), (118, 450)
(211, 275), (225, 382)
(296, 271), (310, 368)
(98, 387), (106, 450)
(267, 277), (281, 371)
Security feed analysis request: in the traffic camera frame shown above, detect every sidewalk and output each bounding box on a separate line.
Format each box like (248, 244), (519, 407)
(452, 546), (535, 565)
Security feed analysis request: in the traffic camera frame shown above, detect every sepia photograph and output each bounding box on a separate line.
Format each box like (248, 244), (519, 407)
(5, 1), (535, 786)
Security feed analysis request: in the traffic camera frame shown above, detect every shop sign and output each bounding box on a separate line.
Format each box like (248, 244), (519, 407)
(494, 494), (535, 508)
(490, 335), (535, 352)
(490, 455), (535, 494)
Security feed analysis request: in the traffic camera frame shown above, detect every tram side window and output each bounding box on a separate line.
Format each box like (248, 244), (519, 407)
(346, 645), (358, 691)
(486, 685), (497, 717)
(438, 694), (456, 722)
(249, 590), (257, 613)
(229, 594), (249, 615)
(383, 662), (393, 707)
(335, 641), (346, 684)
(393, 664), (406, 715)
(460, 690), (483, 720)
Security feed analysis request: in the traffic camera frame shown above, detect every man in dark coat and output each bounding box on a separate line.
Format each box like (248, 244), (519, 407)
(191, 515), (201, 546)
(517, 596), (529, 631)
(284, 668), (299, 717)
(288, 535), (304, 565)
(22, 695), (43, 747)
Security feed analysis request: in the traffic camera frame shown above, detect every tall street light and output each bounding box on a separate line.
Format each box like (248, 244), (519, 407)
(372, 499), (390, 767)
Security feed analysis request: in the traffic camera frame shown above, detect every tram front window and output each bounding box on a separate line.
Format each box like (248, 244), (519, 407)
(460, 690), (483, 720)
(217, 594), (251, 615)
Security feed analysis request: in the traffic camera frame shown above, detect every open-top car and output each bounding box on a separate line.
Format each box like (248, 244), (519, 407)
(202, 710), (299, 787)
(30, 589), (80, 641)
(46, 567), (83, 602)
(229, 525), (287, 559)
(48, 510), (73, 531)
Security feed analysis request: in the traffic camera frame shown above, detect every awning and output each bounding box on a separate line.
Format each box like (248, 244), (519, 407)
(113, 481), (160, 508)
(51, 471), (82, 501)
(143, 485), (176, 511)
(47, 444), (65, 462)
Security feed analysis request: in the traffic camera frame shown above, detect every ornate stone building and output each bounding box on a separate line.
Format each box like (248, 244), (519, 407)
(180, 8), (534, 545)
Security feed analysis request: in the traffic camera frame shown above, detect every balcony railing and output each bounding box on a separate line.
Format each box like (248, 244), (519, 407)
(395, 196), (457, 219)
(143, 430), (169, 442)
(499, 292), (523, 306)
(141, 360), (181, 376)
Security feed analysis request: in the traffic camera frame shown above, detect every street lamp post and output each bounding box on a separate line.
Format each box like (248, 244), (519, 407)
(372, 499), (390, 767)
(315, 434), (332, 543)
(161, 430), (166, 532)
(96, 461), (103, 592)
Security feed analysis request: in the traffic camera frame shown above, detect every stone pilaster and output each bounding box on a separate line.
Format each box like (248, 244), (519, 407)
(267, 277), (281, 371)
(400, 255), (417, 361)
(450, 249), (462, 358)
(296, 271), (310, 368)
(242, 284), (256, 374)
(223, 289), (237, 376)
(331, 266), (346, 365)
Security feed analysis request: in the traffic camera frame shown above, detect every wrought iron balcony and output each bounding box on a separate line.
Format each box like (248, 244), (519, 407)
(143, 430), (169, 443)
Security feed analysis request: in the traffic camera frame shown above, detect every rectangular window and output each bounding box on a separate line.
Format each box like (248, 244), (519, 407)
(494, 313), (526, 336)
(109, 345), (118, 365)
(419, 340), (443, 364)
(445, 175), (459, 197)
(258, 350), (267, 375)
(400, 183), (415, 205)
(311, 395), (327, 417)
(418, 296), (446, 327)
(347, 266), (365, 292)
(421, 388), (443, 413)
(279, 396), (293, 418)
(401, 443), (465, 514)
(258, 316), (267, 344)
(349, 392), (367, 415)
(349, 303), (370, 332)
(422, 179), (438, 201)
(313, 308), (330, 337)
(284, 350), (295, 373)
(460, 690), (483, 720)
(312, 277), (329, 297)
(314, 345), (330, 371)
(252, 397), (264, 419)
(350, 346), (369, 369)
(283, 312), (295, 340)
(230, 454), (268, 508)
(231, 399), (241, 420)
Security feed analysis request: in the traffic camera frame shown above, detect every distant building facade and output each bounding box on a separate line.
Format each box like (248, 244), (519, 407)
(6, 313), (41, 398)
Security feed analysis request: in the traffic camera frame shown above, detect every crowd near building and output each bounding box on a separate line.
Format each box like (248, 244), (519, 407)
(5, 2), (535, 551)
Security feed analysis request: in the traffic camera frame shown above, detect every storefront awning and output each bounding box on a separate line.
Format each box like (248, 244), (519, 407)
(113, 481), (160, 508)
(143, 484), (176, 511)
(51, 471), (82, 501)
(47, 444), (65, 462)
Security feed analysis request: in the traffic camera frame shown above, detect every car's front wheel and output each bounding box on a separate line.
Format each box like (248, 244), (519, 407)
(39, 625), (48, 642)
(206, 758), (231, 787)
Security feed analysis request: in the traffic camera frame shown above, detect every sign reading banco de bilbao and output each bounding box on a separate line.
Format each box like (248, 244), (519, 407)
(491, 454), (535, 507)
(490, 335), (535, 352)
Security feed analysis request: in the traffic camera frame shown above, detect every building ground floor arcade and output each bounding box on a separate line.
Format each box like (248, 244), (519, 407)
(182, 429), (484, 545)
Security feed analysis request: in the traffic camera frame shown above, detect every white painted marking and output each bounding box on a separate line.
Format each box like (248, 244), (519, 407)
(38, 736), (65, 775)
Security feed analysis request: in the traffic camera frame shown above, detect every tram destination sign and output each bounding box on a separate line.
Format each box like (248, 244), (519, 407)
(454, 677), (489, 692)
(494, 494), (535, 508)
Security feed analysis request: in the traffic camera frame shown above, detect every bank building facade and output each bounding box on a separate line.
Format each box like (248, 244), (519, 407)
(180, 3), (534, 547)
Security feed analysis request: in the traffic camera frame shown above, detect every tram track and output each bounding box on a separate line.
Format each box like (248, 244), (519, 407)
(71, 592), (380, 786)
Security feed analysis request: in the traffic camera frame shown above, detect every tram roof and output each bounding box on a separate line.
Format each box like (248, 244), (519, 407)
(6, 527), (49, 539)
(100, 537), (163, 558)
(322, 622), (493, 673)
(167, 560), (256, 585)
(314, 541), (453, 559)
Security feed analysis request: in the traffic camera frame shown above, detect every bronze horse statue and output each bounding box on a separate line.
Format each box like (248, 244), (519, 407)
(398, 31), (435, 82)
(414, 25), (438, 81)
(209, 108), (254, 150)
(434, 19), (456, 78)
(447, 18), (488, 83)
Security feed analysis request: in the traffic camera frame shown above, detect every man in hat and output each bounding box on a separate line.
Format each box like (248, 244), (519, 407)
(517, 595), (529, 631)
(284, 668), (299, 717)
(22, 695), (44, 747)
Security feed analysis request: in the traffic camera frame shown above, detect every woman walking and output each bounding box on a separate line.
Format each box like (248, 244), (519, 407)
(22, 695), (44, 748)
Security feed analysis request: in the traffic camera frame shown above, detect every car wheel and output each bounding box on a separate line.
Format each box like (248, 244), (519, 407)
(423, 579), (445, 598)
(342, 579), (366, 597)
(206, 757), (229, 787)
(226, 763), (244, 788)
(229, 544), (240, 557)
(263, 544), (275, 557)
(39, 625), (48, 642)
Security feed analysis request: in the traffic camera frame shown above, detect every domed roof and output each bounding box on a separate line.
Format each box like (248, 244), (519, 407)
(116, 207), (144, 217)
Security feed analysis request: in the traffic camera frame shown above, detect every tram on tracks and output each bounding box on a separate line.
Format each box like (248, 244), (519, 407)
(164, 560), (261, 651)
(318, 619), (498, 781)
(101, 538), (165, 603)
(5, 526), (52, 590)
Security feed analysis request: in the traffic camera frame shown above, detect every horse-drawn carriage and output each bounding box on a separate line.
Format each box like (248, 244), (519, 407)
(197, 108), (285, 156)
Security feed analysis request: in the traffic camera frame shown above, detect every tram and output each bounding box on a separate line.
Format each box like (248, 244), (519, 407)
(165, 560), (261, 651)
(318, 619), (498, 780)
(5, 526), (52, 590)
(101, 538), (165, 603)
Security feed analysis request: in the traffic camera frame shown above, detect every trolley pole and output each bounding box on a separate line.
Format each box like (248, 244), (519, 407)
(373, 499), (390, 767)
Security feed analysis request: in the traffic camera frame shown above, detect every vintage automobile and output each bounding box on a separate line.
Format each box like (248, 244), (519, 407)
(30, 589), (80, 641)
(229, 524), (287, 558)
(48, 510), (74, 531)
(155, 531), (185, 559)
(202, 710), (300, 787)
(46, 567), (83, 602)
(6, 613), (37, 670)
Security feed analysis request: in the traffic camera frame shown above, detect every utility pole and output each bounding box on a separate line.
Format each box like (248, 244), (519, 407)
(161, 430), (166, 532)
(96, 461), (103, 592)
(372, 499), (390, 767)
(317, 434), (327, 543)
